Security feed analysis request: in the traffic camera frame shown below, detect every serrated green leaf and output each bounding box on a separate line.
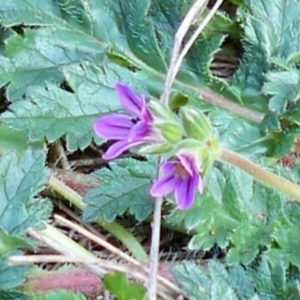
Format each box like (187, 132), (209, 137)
(263, 69), (300, 114)
(83, 158), (155, 222)
(0, 26), (106, 101)
(172, 261), (211, 300)
(1, 61), (152, 151)
(103, 271), (146, 300)
(228, 0), (300, 113)
(0, 259), (31, 290)
(84, 0), (224, 87)
(0, 230), (32, 257)
(33, 291), (87, 300)
(209, 110), (271, 156)
(0, 1), (65, 26)
(0, 290), (29, 300)
(172, 260), (256, 300)
(0, 124), (43, 154)
(0, 149), (51, 234)
(271, 226), (300, 267)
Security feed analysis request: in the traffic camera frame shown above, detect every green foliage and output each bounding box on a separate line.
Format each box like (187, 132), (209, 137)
(0, 290), (29, 300)
(0, 0), (226, 151)
(0, 231), (32, 257)
(0, 149), (51, 234)
(83, 158), (155, 222)
(224, 0), (300, 157)
(167, 162), (300, 266)
(32, 291), (87, 300)
(0, 149), (52, 295)
(103, 271), (146, 300)
(172, 259), (300, 300)
(0, 150), (52, 234)
(0, 124), (43, 154)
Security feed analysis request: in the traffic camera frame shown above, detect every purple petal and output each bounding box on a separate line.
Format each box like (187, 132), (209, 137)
(103, 140), (144, 160)
(140, 104), (153, 122)
(161, 161), (177, 175)
(115, 83), (144, 117)
(93, 114), (133, 139)
(174, 177), (197, 210)
(150, 173), (178, 197)
(178, 155), (194, 177)
(128, 121), (151, 142)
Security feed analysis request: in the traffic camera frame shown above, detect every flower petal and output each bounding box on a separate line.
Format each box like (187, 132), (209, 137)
(161, 161), (177, 175)
(174, 177), (197, 210)
(140, 104), (153, 122)
(103, 140), (144, 160)
(115, 83), (144, 117)
(150, 173), (177, 197)
(128, 121), (151, 142)
(93, 114), (133, 139)
(178, 155), (194, 177)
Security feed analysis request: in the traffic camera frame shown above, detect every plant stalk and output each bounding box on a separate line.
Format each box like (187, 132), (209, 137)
(220, 149), (300, 201)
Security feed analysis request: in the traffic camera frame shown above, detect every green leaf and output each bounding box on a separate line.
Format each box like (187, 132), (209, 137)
(167, 162), (297, 265)
(0, 259), (31, 290)
(229, 0), (300, 112)
(0, 1), (66, 26)
(172, 258), (300, 300)
(0, 230), (32, 257)
(0, 27), (106, 101)
(209, 109), (271, 155)
(83, 158), (155, 222)
(33, 291), (87, 300)
(172, 261), (255, 300)
(0, 290), (29, 300)
(0, 149), (51, 234)
(0, 124), (43, 154)
(270, 225), (300, 267)
(1, 62), (151, 151)
(263, 69), (300, 114)
(103, 271), (146, 300)
(85, 0), (224, 86)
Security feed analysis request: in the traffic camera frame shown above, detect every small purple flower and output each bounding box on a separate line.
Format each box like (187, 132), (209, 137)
(150, 155), (204, 210)
(93, 83), (155, 160)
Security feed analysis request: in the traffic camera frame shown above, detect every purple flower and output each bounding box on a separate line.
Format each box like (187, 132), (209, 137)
(150, 155), (204, 210)
(93, 83), (155, 160)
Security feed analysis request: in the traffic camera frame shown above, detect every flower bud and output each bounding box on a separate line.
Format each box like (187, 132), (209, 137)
(180, 106), (212, 141)
(154, 121), (183, 144)
(138, 142), (172, 155)
(148, 101), (174, 120)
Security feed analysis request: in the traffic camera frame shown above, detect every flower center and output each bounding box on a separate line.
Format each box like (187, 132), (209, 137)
(173, 164), (189, 179)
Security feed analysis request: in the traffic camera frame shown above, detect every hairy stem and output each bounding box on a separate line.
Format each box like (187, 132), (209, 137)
(220, 149), (300, 201)
(48, 176), (149, 263)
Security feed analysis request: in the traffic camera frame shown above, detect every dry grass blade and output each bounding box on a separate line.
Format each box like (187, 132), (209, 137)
(54, 215), (182, 297)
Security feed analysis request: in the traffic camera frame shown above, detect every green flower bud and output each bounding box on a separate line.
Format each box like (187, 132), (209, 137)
(180, 106), (212, 141)
(208, 136), (221, 159)
(148, 101), (174, 120)
(174, 138), (204, 154)
(154, 121), (183, 144)
(138, 142), (172, 155)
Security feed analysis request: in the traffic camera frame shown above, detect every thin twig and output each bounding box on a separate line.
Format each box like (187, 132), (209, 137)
(161, 0), (208, 104)
(27, 224), (106, 276)
(53, 140), (71, 170)
(9, 255), (173, 300)
(54, 214), (141, 268)
(173, 0), (224, 81)
(48, 175), (149, 263)
(54, 215), (182, 297)
(148, 1), (212, 299)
